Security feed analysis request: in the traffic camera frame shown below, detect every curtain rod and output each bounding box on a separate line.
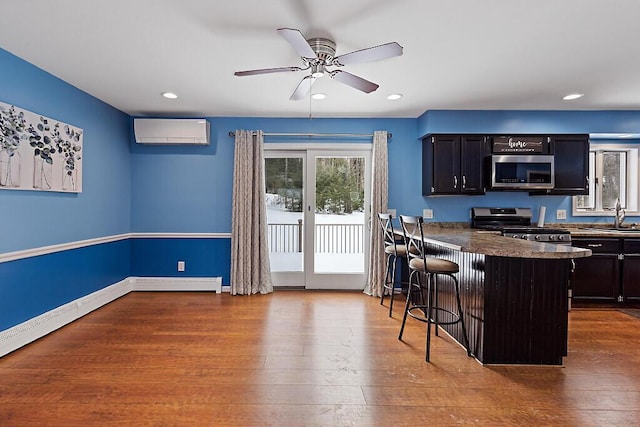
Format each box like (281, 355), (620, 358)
(228, 131), (392, 139)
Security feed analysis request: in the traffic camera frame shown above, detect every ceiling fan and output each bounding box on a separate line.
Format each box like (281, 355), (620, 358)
(234, 28), (403, 100)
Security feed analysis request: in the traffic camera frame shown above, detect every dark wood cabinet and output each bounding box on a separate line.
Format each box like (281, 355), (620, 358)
(549, 134), (589, 195)
(423, 134), (487, 196)
(423, 133), (589, 196)
(571, 237), (640, 303)
(571, 238), (620, 302)
(622, 239), (640, 302)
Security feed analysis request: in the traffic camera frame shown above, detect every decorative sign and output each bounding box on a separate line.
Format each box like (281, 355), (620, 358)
(492, 136), (545, 153)
(0, 101), (83, 193)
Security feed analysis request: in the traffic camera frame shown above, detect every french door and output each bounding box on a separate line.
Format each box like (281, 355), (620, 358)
(264, 145), (372, 289)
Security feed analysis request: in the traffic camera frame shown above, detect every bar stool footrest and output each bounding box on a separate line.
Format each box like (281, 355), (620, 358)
(407, 305), (462, 326)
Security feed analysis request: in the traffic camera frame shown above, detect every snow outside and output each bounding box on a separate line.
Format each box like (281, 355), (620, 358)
(266, 194), (365, 273)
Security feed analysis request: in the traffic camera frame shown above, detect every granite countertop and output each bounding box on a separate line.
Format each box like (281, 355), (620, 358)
(563, 226), (640, 238)
(397, 227), (592, 259)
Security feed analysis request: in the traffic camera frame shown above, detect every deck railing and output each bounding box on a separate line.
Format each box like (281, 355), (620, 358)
(267, 221), (364, 254)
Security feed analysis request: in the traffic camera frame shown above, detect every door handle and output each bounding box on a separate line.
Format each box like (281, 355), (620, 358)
(453, 175), (458, 189)
(587, 244), (602, 248)
(462, 175), (467, 189)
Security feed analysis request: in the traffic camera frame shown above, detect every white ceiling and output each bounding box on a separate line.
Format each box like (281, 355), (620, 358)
(1, 0), (639, 118)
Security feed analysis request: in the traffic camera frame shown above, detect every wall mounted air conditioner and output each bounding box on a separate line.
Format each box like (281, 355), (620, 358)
(134, 118), (210, 145)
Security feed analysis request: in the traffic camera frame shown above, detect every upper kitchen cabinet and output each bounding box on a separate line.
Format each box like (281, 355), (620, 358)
(536, 134), (589, 195)
(550, 134), (589, 195)
(422, 134), (488, 196)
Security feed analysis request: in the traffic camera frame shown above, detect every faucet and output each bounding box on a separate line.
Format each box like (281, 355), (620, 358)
(614, 198), (626, 229)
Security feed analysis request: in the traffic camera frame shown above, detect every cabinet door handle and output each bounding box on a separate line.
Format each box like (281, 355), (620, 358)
(462, 175), (467, 189)
(453, 175), (458, 189)
(587, 244), (602, 248)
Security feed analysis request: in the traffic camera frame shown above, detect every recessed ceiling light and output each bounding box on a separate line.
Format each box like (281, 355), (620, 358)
(387, 93), (403, 101)
(161, 92), (178, 99)
(311, 93), (326, 100)
(563, 93), (584, 101)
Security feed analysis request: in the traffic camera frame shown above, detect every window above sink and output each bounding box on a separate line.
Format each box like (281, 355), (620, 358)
(573, 143), (639, 217)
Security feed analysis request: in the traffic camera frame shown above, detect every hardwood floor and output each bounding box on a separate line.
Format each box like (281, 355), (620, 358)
(1, 290), (639, 426)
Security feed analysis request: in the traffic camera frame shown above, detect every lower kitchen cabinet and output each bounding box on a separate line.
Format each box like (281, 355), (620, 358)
(571, 238), (620, 302)
(622, 239), (640, 302)
(572, 237), (640, 303)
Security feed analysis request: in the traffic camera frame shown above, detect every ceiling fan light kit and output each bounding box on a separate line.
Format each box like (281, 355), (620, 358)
(234, 27), (403, 100)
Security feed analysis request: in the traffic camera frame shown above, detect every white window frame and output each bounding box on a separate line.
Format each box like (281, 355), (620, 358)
(572, 144), (639, 216)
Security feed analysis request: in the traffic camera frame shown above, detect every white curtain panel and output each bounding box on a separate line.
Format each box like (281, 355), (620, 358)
(230, 130), (273, 295)
(364, 131), (389, 297)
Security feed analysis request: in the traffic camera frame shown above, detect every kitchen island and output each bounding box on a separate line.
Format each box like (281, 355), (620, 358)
(406, 228), (591, 365)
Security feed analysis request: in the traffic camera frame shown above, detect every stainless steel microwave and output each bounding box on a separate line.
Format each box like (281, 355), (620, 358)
(491, 155), (555, 190)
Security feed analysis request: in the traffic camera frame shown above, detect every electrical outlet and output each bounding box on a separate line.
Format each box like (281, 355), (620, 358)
(423, 209), (434, 219)
(556, 209), (567, 220)
(177, 261), (185, 272)
(387, 208), (396, 217)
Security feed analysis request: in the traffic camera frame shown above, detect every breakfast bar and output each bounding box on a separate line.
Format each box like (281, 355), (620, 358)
(409, 228), (591, 365)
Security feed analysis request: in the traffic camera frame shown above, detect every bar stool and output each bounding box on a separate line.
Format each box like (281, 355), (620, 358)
(397, 215), (471, 362)
(376, 213), (407, 317)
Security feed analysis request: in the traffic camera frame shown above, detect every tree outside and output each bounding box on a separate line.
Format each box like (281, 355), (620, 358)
(265, 156), (364, 214)
(315, 157), (364, 214)
(265, 157), (303, 212)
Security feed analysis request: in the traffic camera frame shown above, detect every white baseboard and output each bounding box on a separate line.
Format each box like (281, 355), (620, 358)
(0, 278), (133, 358)
(0, 276), (221, 358)
(132, 277), (222, 293)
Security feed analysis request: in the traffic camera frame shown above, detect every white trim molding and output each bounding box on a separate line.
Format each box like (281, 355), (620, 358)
(0, 276), (223, 357)
(0, 234), (131, 263)
(0, 232), (232, 263)
(130, 232), (232, 239)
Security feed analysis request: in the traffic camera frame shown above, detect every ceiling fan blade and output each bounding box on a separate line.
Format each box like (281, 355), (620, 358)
(290, 75), (317, 100)
(332, 42), (403, 66)
(330, 70), (379, 94)
(277, 27), (317, 59)
(234, 66), (304, 76)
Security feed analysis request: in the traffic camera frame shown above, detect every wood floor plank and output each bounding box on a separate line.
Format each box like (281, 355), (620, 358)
(1, 291), (639, 426)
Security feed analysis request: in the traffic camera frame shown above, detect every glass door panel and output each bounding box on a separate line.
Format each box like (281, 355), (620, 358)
(313, 156), (366, 274)
(265, 147), (371, 290)
(305, 151), (371, 290)
(265, 154), (305, 287)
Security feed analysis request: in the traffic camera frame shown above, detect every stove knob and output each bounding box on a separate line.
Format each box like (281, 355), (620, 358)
(557, 235), (565, 241)
(549, 235), (556, 241)
(521, 235), (528, 239)
(535, 235), (542, 241)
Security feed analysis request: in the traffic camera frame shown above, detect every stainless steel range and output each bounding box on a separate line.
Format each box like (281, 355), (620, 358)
(471, 207), (571, 244)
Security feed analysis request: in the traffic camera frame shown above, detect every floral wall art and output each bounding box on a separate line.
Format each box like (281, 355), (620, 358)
(0, 100), (83, 193)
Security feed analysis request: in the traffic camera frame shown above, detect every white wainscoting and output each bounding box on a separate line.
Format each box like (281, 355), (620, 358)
(0, 276), (222, 357)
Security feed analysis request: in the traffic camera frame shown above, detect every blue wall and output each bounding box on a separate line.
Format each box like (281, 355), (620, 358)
(131, 117), (416, 233)
(0, 47), (132, 329)
(417, 110), (640, 136)
(0, 48), (132, 252)
(0, 240), (130, 330)
(131, 238), (231, 283)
